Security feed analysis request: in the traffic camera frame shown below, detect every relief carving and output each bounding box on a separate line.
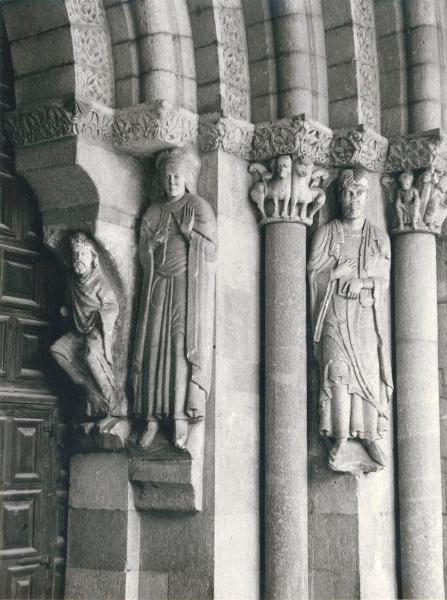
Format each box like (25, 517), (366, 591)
(382, 168), (447, 235)
(132, 148), (217, 451)
(50, 232), (130, 441)
(308, 170), (393, 473)
(248, 155), (329, 225)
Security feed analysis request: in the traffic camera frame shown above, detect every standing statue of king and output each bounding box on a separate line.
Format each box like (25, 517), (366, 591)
(132, 147), (217, 450)
(308, 169), (393, 471)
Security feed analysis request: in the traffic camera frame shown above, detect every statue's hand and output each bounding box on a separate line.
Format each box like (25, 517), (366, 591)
(60, 306), (69, 317)
(331, 258), (356, 280)
(344, 278), (363, 299)
(153, 229), (168, 245)
(180, 205), (195, 239)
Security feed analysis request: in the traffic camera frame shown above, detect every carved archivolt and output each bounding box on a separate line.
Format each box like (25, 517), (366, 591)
(65, 0), (115, 106)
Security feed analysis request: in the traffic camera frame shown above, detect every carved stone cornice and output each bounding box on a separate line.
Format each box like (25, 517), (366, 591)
(330, 126), (388, 172)
(385, 129), (447, 174)
(251, 114), (333, 165)
(197, 114), (254, 159)
(4, 100), (199, 155)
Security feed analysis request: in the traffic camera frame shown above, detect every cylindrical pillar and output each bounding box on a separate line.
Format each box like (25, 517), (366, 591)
(394, 232), (445, 599)
(264, 222), (308, 600)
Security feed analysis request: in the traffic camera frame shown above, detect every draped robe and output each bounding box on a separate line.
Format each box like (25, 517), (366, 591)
(308, 219), (393, 440)
(132, 193), (217, 423)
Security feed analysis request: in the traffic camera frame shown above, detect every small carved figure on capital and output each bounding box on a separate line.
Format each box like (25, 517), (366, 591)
(422, 169), (447, 234)
(132, 147), (217, 451)
(50, 232), (128, 439)
(395, 169), (421, 231)
(248, 155), (329, 225)
(308, 170), (393, 474)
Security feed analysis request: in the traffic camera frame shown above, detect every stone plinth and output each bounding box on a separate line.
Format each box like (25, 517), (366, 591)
(394, 232), (445, 599)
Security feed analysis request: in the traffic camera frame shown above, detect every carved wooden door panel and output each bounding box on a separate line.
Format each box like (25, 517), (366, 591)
(0, 176), (67, 600)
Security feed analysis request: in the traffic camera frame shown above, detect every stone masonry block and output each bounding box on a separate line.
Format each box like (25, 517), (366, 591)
(188, 7), (217, 48)
(139, 571), (169, 600)
(107, 3), (138, 44)
(274, 13), (309, 54)
(240, 0), (271, 26)
(2, 0), (69, 41)
(381, 105), (408, 138)
(174, 35), (196, 80)
(15, 66), (75, 107)
(67, 509), (127, 571)
(277, 53), (311, 90)
(113, 42), (139, 80)
(279, 88), (313, 118)
(246, 21), (275, 63)
(270, 0), (306, 19)
(11, 27), (73, 78)
(250, 57), (277, 97)
(115, 75), (140, 107)
(409, 63), (441, 103)
(408, 26), (440, 65)
(325, 25), (355, 67)
(309, 513), (359, 572)
(69, 454), (130, 511)
(321, 0), (352, 30)
(375, 0), (404, 37)
(405, 0), (437, 27)
(65, 567), (126, 600)
(377, 32), (406, 73)
(409, 100), (442, 132)
(179, 76), (197, 113)
(168, 570), (213, 600)
(141, 71), (178, 104)
(172, 0), (193, 36)
(329, 97), (360, 129)
(328, 63), (358, 102)
(135, 0), (172, 35)
(194, 44), (221, 86)
(140, 33), (177, 73)
(251, 93), (278, 124)
(380, 69), (407, 109)
(197, 81), (221, 115)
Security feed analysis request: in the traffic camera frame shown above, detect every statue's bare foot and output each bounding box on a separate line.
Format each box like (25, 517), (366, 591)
(362, 439), (386, 466)
(174, 420), (188, 451)
(140, 421), (159, 448)
(329, 438), (347, 462)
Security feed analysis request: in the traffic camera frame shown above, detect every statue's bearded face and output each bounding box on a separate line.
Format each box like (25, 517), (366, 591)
(400, 174), (413, 190)
(73, 246), (94, 277)
(341, 185), (367, 219)
(162, 165), (186, 199)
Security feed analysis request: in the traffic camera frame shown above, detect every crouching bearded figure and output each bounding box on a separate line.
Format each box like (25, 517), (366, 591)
(50, 232), (124, 432)
(308, 169), (393, 471)
(132, 147), (217, 450)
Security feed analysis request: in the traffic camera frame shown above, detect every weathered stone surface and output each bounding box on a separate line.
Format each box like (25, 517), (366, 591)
(65, 568), (126, 600)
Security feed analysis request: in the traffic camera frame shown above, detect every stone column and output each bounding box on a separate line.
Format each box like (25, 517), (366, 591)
(385, 134), (447, 599)
(249, 115), (332, 600)
(264, 221), (308, 600)
(394, 232), (445, 599)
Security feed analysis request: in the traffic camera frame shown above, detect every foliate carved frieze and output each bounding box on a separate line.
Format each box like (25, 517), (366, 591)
(252, 115), (333, 165)
(216, 0), (250, 121)
(198, 116), (254, 159)
(385, 130), (447, 174)
(65, 0), (115, 107)
(5, 101), (198, 154)
(330, 126), (388, 172)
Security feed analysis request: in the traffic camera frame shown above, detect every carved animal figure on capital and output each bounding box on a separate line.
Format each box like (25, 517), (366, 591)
(248, 155), (329, 223)
(248, 154), (292, 219)
(289, 159), (329, 223)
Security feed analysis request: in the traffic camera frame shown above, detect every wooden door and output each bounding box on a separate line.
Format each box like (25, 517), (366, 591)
(0, 176), (67, 600)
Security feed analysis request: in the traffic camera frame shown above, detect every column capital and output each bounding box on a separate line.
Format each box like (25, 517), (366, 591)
(383, 130), (447, 236)
(330, 125), (389, 173)
(251, 113), (333, 164)
(385, 128), (447, 174)
(197, 113), (254, 160)
(4, 99), (199, 155)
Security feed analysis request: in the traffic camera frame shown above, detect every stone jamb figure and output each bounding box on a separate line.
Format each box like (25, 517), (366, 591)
(132, 147), (217, 450)
(395, 169), (421, 231)
(308, 169), (393, 471)
(50, 232), (123, 433)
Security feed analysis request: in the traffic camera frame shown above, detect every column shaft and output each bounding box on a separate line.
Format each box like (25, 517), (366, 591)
(395, 233), (445, 599)
(264, 222), (308, 600)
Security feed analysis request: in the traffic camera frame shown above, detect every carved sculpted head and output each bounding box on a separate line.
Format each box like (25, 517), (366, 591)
(294, 157), (314, 178)
(339, 169), (368, 220)
(437, 173), (447, 194)
(70, 232), (97, 278)
(156, 147), (201, 198)
(275, 155), (292, 179)
(399, 170), (414, 190)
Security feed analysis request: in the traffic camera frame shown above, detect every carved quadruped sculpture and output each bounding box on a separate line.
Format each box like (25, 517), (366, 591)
(308, 170), (393, 473)
(248, 154), (329, 225)
(50, 232), (129, 440)
(132, 147), (217, 451)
